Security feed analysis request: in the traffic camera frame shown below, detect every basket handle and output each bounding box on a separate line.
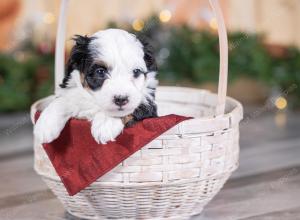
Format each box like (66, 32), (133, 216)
(54, 0), (228, 115)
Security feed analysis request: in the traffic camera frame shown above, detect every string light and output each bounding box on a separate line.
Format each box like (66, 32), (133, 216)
(43, 12), (55, 24)
(275, 97), (287, 110)
(132, 19), (144, 31)
(159, 9), (172, 23)
(209, 17), (218, 30)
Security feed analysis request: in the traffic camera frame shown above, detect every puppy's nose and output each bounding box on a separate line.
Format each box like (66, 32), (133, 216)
(114, 95), (129, 107)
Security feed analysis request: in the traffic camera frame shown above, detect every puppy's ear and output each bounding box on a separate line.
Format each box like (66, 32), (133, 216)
(137, 36), (157, 72)
(60, 35), (94, 88)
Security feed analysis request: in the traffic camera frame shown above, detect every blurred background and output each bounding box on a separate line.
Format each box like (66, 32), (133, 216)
(0, 0), (300, 219)
(1, 0), (300, 111)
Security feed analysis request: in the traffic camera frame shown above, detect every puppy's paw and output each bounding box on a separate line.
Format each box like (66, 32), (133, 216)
(34, 113), (66, 143)
(91, 116), (124, 144)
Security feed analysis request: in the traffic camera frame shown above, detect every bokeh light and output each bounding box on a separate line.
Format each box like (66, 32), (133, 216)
(43, 12), (55, 24)
(275, 111), (287, 128)
(209, 17), (218, 30)
(275, 97), (287, 110)
(159, 9), (172, 23)
(132, 19), (144, 31)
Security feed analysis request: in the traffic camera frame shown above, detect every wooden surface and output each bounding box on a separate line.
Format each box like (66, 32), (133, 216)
(0, 108), (299, 220)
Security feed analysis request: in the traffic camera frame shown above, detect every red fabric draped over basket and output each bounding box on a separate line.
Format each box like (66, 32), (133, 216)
(35, 113), (190, 196)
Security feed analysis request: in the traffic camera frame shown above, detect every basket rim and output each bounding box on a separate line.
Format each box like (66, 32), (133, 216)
(31, 86), (243, 136)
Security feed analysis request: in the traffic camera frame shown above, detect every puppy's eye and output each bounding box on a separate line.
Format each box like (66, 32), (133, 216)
(95, 67), (107, 77)
(133, 68), (144, 78)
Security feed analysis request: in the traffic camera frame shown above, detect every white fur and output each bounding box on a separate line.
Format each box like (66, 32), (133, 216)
(91, 112), (124, 144)
(34, 29), (157, 144)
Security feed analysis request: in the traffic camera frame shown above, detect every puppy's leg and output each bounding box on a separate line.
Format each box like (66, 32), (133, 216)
(34, 97), (72, 143)
(126, 99), (158, 127)
(91, 113), (124, 144)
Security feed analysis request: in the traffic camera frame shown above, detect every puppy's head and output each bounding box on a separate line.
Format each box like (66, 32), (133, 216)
(62, 29), (158, 117)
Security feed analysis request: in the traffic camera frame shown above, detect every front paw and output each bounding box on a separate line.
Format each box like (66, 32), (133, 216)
(125, 119), (137, 128)
(91, 116), (124, 144)
(34, 114), (65, 144)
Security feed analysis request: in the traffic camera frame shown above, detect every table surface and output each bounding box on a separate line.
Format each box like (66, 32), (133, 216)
(0, 107), (299, 220)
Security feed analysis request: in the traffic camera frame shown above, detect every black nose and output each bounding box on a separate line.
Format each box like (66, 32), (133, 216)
(114, 95), (129, 107)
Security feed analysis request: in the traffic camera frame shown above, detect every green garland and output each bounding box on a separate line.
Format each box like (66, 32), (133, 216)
(125, 16), (300, 107)
(0, 15), (300, 111)
(0, 42), (54, 112)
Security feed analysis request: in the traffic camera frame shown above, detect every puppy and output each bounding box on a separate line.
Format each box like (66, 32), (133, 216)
(34, 29), (158, 144)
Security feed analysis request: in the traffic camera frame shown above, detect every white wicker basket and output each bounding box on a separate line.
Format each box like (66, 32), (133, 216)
(31, 1), (243, 219)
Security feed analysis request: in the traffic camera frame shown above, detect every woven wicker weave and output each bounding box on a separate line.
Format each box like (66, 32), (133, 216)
(31, 0), (243, 219)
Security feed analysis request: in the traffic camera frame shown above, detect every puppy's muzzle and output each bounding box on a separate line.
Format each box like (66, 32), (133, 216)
(114, 95), (129, 107)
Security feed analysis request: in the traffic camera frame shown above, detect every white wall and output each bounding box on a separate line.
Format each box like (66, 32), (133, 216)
(227, 0), (300, 47)
(17, 0), (300, 48)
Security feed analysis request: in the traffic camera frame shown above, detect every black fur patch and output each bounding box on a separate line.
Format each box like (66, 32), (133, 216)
(137, 36), (158, 72)
(85, 64), (109, 90)
(126, 98), (158, 127)
(60, 35), (96, 89)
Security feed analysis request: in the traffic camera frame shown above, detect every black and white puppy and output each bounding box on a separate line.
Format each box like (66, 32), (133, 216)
(34, 29), (158, 144)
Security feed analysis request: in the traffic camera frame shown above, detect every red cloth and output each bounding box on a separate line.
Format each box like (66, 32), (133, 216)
(35, 113), (190, 196)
